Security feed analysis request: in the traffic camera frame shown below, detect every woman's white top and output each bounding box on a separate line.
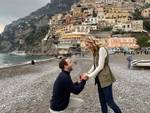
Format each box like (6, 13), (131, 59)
(87, 47), (107, 78)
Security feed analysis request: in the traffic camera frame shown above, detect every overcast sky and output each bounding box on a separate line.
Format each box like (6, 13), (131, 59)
(0, 0), (50, 33)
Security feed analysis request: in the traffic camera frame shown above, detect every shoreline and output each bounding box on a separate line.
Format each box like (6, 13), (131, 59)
(0, 57), (55, 70)
(0, 57), (56, 79)
(0, 52), (54, 69)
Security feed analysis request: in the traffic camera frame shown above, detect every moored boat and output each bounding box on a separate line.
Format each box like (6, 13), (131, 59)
(10, 50), (26, 56)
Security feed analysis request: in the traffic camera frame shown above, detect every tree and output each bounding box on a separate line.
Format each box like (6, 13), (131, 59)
(24, 25), (49, 51)
(131, 0), (136, 2)
(132, 8), (143, 20)
(0, 34), (2, 40)
(143, 20), (150, 32)
(136, 36), (150, 47)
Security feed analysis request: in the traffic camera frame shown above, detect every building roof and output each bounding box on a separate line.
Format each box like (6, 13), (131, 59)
(62, 32), (89, 39)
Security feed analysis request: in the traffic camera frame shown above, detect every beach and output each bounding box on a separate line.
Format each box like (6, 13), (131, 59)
(0, 54), (150, 113)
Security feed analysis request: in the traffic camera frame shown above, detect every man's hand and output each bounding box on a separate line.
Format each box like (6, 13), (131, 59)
(80, 73), (89, 81)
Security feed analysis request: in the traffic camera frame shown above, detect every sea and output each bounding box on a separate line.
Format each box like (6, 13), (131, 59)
(0, 53), (50, 68)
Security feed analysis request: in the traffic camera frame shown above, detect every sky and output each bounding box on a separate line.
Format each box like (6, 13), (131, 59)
(0, 0), (50, 33)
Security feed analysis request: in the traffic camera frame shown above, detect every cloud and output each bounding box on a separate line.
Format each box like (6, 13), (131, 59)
(0, 0), (49, 27)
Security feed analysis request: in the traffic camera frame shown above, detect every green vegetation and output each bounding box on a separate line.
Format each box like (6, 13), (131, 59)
(131, 0), (136, 2)
(137, 36), (150, 47)
(101, 27), (112, 32)
(132, 8), (143, 20)
(0, 34), (2, 40)
(143, 3), (150, 9)
(24, 25), (49, 51)
(132, 7), (150, 32)
(143, 20), (150, 32)
(132, 33), (150, 47)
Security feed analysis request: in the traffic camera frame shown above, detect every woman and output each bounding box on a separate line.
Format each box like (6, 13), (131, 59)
(84, 36), (122, 113)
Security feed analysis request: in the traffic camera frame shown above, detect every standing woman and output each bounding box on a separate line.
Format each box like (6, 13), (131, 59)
(84, 37), (122, 113)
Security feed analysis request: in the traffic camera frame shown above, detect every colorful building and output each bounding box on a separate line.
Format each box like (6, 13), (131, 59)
(107, 37), (139, 48)
(104, 5), (132, 23)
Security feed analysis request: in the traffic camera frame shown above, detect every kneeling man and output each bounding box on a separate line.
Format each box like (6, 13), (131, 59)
(50, 58), (88, 113)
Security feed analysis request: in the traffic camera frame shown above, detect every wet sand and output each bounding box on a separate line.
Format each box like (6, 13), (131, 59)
(0, 54), (150, 113)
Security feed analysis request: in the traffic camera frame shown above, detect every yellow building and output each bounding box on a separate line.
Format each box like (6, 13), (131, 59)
(71, 4), (83, 17)
(61, 33), (88, 41)
(55, 27), (64, 36)
(60, 33), (90, 49)
(104, 6), (131, 23)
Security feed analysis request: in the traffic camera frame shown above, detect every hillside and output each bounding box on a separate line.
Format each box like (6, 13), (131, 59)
(0, 0), (79, 53)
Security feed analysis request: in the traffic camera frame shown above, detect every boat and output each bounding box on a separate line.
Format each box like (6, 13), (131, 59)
(131, 60), (150, 67)
(10, 50), (26, 56)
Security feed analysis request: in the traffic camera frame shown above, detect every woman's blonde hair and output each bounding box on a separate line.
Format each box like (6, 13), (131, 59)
(85, 36), (107, 48)
(84, 36), (108, 56)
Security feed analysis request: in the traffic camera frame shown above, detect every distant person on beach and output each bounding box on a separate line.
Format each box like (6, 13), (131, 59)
(50, 58), (88, 113)
(123, 51), (126, 56)
(31, 60), (35, 65)
(83, 36), (122, 113)
(126, 55), (133, 69)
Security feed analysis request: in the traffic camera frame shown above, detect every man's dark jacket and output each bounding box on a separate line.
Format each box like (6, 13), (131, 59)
(50, 70), (86, 111)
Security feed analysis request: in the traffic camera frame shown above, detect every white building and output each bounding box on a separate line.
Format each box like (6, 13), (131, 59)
(112, 20), (143, 32)
(131, 20), (143, 32)
(83, 17), (98, 25)
(64, 24), (93, 34)
(95, 0), (122, 4)
(113, 22), (132, 32)
(74, 25), (91, 33)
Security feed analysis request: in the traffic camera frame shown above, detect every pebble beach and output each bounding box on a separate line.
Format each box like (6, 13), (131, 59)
(0, 54), (150, 113)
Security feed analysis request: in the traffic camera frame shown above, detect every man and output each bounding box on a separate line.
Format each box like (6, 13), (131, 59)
(126, 54), (133, 69)
(50, 58), (88, 113)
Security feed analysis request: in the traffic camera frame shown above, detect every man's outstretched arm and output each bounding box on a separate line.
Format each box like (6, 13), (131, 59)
(64, 75), (88, 95)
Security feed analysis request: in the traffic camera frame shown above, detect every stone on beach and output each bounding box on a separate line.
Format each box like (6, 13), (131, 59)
(0, 55), (150, 113)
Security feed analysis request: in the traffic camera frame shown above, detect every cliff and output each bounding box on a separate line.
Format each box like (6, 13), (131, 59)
(0, 0), (79, 53)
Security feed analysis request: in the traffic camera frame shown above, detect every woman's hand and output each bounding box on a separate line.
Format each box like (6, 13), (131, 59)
(80, 73), (89, 81)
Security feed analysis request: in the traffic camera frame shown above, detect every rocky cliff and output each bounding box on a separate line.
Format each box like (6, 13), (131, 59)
(0, 0), (79, 53)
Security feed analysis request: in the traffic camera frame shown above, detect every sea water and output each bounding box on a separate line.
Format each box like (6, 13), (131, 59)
(0, 53), (50, 68)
